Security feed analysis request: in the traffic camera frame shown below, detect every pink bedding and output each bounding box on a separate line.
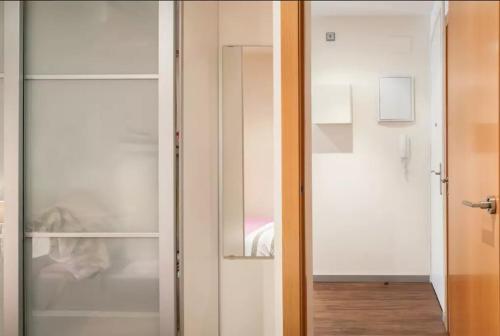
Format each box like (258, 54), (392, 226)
(245, 217), (273, 235)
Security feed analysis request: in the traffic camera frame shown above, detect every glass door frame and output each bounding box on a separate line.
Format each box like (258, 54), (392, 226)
(2, 1), (177, 335)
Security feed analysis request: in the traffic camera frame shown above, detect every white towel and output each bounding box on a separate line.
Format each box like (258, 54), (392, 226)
(32, 207), (110, 280)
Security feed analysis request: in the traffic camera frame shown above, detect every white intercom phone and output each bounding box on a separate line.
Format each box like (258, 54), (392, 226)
(400, 134), (411, 177)
(400, 134), (411, 160)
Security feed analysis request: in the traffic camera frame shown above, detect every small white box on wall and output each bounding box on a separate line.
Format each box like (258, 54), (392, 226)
(312, 84), (352, 124)
(378, 76), (414, 122)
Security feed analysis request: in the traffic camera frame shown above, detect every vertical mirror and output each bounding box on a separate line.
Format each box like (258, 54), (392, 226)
(221, 45), (274, 258)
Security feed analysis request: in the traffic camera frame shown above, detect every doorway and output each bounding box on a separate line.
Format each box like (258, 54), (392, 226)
(281, 1), (500, 335)
(306, 1), (447, 334)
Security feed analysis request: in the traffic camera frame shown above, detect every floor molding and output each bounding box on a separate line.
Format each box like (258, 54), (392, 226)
(313, 275), (430, 283)
(442, 312), (448, 329)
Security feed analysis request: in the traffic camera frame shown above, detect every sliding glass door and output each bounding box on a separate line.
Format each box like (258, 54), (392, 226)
(3, 1), (176, 335)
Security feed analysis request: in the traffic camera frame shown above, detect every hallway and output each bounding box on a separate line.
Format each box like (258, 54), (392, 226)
(314, 282), (447, 335)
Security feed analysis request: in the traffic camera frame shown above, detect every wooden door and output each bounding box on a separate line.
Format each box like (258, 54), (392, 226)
(281, 1), (308, 336)
(447, 2), (500, 335)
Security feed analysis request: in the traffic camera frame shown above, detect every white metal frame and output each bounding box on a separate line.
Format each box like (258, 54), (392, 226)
(24, 232), (161, 238)
(24, 74), (160, 80)
(175, 2), (184, 334)
(3, 1), (177, 335)
(4, 2), (23, 336)
(158, 1), (177, 335)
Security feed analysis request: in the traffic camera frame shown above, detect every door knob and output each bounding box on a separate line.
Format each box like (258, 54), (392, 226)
(431, 164), (447, 195)
(431, 169), (441, 176)
(462, 196), (497, 214)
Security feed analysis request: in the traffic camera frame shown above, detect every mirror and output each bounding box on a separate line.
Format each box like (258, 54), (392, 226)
(221, 46), (274, 258)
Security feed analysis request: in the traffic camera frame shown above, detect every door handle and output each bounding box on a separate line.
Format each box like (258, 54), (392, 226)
(462, 196), (497, 214)
(431, 169), (441, 176)
(431, 163), (447, 195)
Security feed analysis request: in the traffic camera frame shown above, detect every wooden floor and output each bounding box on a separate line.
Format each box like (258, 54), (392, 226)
(314, 282), (448, 336)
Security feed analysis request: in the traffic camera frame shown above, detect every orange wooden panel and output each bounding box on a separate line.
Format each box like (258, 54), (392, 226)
(281, 1), (307, 335)
(447, 2), (500, 335)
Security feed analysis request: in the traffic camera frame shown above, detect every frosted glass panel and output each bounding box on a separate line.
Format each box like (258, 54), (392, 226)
(24, 80), (159, 232)
(24, 1), (158, 75)
(22, 1), (173, 335)
(25, 238), (159, 336)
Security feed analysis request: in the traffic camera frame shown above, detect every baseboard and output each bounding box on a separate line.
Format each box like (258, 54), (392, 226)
(442, 311), (448, 327)
(313, 275), (430, 283)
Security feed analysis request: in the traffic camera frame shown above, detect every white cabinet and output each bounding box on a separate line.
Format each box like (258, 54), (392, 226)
(312, 84), (352, 124)
(378, 76), (414, 122)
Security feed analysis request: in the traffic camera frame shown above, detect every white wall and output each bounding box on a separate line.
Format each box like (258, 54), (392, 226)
(182, 2), (220, 335)
(312, 16), (431, 276)
(183, 3), (278, 335)
(219, 1), (273, 47)
(218, 2), (276, 336)
(304, 3), (314, 334)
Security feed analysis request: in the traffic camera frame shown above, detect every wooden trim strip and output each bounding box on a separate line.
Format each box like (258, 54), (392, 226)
(281, 2), (306, 335)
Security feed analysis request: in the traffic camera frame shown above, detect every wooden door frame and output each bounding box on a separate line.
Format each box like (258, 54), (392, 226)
(280, 2), (451, 334)
(281, 1), (309, 335)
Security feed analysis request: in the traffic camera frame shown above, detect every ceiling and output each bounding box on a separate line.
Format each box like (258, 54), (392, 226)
(311, 1), (434, 17)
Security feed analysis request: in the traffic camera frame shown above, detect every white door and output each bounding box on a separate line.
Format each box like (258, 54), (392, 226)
(429, 1), (446, 312)
(3, 2), (176, 336)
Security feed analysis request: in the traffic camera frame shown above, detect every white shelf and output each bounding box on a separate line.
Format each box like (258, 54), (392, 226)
(312, 83), (353, 124)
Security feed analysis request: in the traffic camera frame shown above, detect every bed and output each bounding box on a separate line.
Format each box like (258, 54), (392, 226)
(244, 221), (274, 257)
